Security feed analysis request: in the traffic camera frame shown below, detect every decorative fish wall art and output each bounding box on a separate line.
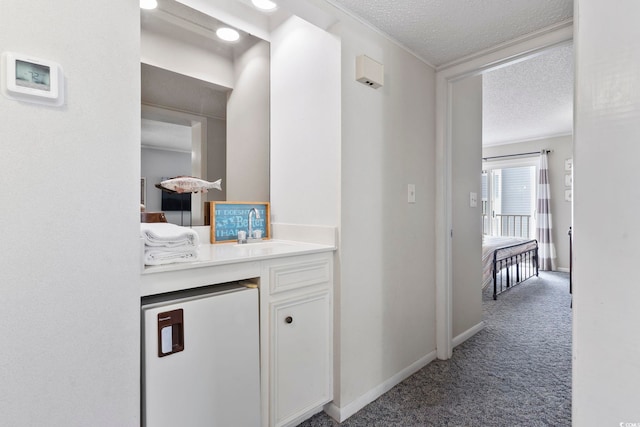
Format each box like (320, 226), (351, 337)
(157, 176), (223, 194)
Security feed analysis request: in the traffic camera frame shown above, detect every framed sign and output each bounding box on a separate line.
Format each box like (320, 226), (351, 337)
(210, 202), (270, 243)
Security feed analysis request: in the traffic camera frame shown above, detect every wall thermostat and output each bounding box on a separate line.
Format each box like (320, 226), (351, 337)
(1, 52), (64, 106)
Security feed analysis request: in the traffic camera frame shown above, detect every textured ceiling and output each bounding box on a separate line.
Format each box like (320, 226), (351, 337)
(483, 43), (574, 145)
(327, 0), (573, 67)
(327, 0), (574, 145)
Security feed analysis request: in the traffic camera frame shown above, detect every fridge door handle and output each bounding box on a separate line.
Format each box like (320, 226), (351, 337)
(157, 309), (184, 357)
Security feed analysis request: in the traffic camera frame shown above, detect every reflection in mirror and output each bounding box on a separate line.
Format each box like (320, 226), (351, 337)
(141, 65), (229, 226)
(140, 0), (270, 226)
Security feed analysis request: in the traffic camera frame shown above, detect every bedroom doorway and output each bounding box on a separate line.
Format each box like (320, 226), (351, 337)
(435, 29), (573, 359)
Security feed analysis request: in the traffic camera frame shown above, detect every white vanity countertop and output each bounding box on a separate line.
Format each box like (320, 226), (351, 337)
(142, 239), (335, 275)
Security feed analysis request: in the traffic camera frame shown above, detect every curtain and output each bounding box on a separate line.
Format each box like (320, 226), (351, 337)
(537, 150), (556, 270)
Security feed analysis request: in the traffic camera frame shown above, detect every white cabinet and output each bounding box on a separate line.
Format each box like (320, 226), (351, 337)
(271, 291), (331, 426)
(262, 253), (333, 427)
(142, 242), (335, 427)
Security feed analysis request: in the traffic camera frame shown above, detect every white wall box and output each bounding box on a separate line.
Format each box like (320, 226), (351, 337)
(355, 55), (384, 89)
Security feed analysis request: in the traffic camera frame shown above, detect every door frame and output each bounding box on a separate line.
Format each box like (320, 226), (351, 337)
(434, 23), (573, 359)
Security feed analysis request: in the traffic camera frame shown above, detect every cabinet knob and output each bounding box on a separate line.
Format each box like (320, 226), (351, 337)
(285, 316), (293, 324)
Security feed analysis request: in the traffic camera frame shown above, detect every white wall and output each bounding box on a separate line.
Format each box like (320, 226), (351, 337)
(270, 8), (437, 420)
(0, 1), (140, 425)
(451, 75), (483, 339)
(270, 16), (341, 227)
(227, 40), (270, 202)
(324, 12), (437, 418)
(483, 135), (573, 271)
(573, 0), (640, 423)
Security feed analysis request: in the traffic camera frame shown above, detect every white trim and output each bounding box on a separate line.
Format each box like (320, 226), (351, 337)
(556, 267), (570, 273)
(484, 131), (573, 148)
(439, 27), (573, 83)
(452, 321), (485, 348)
(436, 19), (574, 72)
(435, 25), (573, 361)
(435, 73), (452, 359)
(323, 350), (437, 423)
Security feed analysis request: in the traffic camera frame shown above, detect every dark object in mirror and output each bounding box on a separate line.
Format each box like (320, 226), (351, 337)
(156, 184), (192, 212)
(141, 212), (168, 223)
(162, 192), (191, 211)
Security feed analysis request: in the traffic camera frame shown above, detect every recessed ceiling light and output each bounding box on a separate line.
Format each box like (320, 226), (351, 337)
(140, 0), (158, 10)
(251, 0), (277, 11)
(216, 27), (240, 42)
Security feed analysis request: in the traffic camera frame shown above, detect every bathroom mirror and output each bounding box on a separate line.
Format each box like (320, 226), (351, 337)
(140, 0), (270, 226)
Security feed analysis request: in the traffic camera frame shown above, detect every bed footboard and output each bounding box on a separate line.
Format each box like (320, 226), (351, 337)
(492, 240), (539, 300)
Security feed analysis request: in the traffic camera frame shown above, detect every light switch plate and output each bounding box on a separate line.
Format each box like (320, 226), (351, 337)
(408, 184), (416, 203)
(470, 192), (477, 208)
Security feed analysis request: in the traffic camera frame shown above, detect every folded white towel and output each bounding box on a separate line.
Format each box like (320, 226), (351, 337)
(140, 222), (199, 248)
(144, 247), (199, 266)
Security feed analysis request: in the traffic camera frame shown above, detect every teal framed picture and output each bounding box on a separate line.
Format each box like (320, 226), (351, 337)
(209, 201), (270, 243)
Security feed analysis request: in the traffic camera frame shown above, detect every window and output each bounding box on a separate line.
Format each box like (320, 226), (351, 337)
(482, 164), (536, 238)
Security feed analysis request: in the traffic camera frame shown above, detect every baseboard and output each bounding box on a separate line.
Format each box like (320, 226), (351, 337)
(556, 267), (570, 273)
(324, 350), (437, 423)
(452, 321), (485, 348)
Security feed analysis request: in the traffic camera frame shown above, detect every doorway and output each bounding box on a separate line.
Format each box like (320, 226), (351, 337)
(435, 26), (574, 358)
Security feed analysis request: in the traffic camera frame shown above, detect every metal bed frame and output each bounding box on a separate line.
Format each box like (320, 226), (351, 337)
(492, 240), (539, 300)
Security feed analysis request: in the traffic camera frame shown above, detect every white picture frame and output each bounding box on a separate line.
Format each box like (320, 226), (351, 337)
(565, 189), (572, 202)
(565, 158), (573, 171)
(564, 174), (573, 187)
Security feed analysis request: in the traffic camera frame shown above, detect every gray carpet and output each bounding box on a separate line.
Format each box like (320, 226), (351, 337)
(298, 271), (572, 426)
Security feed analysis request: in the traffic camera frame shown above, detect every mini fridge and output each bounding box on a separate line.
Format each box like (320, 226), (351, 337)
(141, 284), (260, 426)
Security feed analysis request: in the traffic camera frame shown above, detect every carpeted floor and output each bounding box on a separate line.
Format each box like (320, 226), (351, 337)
(298, 271), (572, 426)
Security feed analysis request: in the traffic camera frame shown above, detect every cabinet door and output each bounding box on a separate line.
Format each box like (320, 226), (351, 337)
(271, 291), (331, 427)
